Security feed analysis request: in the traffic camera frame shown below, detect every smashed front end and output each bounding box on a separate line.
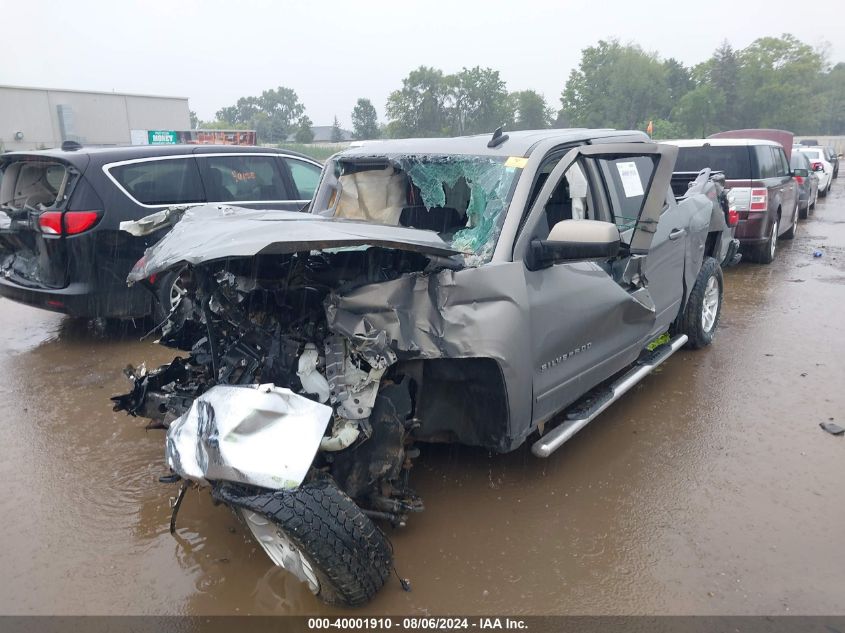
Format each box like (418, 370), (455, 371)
(115, 234), (441, 524)
(113, 151), (525, 529)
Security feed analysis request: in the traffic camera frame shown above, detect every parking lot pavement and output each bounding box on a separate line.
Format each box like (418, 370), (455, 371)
(0, 187), (843, 615)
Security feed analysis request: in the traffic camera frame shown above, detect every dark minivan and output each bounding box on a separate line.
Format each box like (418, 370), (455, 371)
(665, 138), (798, 264)
(0, 144), (322, 318)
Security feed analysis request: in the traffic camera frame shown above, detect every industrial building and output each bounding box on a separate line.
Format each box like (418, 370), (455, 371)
(0, 85), (191, 152)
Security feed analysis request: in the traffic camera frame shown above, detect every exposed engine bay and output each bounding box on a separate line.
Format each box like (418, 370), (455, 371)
(113, 246), (440, 526)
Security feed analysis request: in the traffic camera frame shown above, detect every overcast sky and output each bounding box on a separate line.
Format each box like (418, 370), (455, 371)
(2, 0), (843, 128)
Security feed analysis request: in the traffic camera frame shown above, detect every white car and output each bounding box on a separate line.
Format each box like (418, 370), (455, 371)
(795, 146), (833, 197)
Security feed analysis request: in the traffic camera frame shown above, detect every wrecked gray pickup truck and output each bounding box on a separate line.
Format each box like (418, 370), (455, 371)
(113, 129), (730, 606)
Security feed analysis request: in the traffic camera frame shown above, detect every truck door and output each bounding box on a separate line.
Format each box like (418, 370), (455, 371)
(514, 143), (678, 424)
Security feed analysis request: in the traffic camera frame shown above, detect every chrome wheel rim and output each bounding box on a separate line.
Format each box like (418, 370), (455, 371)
(770, 219), (778, 259)
(701, 276), (719, 333)
(241, 509), (320, 594)
(169, 277), (186, 310)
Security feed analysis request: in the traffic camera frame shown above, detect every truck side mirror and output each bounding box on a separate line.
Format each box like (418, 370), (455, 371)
(527, 219), (620, 270)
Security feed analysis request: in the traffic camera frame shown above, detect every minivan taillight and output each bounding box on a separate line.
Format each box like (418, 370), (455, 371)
(64, 211), (100, 234)
(38, 211), (63, 234)
(794, 175), (804, 185)
(750, 188), (768, 212)
(38, 210), (101, 235)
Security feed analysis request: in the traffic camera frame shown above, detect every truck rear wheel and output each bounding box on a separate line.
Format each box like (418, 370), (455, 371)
(214, 479), (393, 607)
(676, 256), (722, 349)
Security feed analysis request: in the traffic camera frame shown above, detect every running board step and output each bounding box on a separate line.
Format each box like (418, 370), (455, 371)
(531, 334), (688, 458)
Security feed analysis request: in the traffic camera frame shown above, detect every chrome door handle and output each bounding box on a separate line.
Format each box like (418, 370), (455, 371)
(669, 228), (686, 241)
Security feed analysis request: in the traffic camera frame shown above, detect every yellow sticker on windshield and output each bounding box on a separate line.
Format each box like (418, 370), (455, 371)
(504, 156), (528, 169)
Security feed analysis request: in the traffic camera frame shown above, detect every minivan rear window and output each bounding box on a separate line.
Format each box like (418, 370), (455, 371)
(110, 158), (205, 206)
(0, 160), (71, 210)
(674, 146), (752, 180)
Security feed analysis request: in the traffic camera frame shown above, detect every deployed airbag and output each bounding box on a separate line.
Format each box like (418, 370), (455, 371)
(165, 384), (333, 490)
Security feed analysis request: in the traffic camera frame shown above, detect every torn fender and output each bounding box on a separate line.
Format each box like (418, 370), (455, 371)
(325, 262), (535, 450)
(126, 204), (462, 283)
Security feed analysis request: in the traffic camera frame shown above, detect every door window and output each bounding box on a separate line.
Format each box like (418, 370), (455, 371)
(595, 155), (657, 240)
(110, 158), (205, 205)
(774, 147), (790, 176)
(198, 155), (290, 202)
(754, 146), (777, 179)
(284, 158), (322, 200)
(539, 162), (594, 232)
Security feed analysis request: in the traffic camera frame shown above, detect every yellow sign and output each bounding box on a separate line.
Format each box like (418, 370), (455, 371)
(504, 156), (528, 169)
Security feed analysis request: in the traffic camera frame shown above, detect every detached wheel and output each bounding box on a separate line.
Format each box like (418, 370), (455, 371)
(215, 479), (393, 607)
(677, 256), (723, 349)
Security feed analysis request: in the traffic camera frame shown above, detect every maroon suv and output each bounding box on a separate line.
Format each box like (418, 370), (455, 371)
(666, 135), (798, 264)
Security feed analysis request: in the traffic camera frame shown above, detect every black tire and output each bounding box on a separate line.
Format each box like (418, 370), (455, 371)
(749, 215), (778, 264)
(214, 479), (392, 607)
(819, 182), (828, 198)
(782, 206), (798, 240)
(798, 201), (808, 220)
(676, 256), (722, 349)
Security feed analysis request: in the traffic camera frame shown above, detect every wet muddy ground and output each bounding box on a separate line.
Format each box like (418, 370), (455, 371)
(1, 188), (844, 616)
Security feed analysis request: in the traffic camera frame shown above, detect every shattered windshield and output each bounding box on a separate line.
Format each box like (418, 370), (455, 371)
(313, 155), (522, 266)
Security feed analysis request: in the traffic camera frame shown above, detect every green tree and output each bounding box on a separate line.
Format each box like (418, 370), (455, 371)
(386, 66), (453, 138)
(330, 116), (344, 142)
(561, 40), (671, 129)
(215, 87), (306, 143)
(663, 58), (693, 103)
(734, 34), (824, 131)
(294, 115), (314, 143)
(259, 87), (305, 138)
(189, 110), (199, 130)
(670, 85), (726, 137)
(216, 96), (262, 126)
(700, 41), (740, 129)
(449, 66), (514, 135)
(351, 98), (380, 139)
(511, 90), (552, 130)
(648, 118), (686, 140)
(198, 119), (249, 130)
(818, 62), (845, 134)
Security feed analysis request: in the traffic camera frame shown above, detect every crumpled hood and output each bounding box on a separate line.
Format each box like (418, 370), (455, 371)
(126, 204), (462, 283)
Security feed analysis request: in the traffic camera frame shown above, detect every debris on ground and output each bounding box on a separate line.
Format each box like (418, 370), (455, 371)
(819, 421), (845, 436)
(813, 250), (823, 258)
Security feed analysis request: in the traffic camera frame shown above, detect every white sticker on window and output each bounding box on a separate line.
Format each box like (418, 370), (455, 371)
(616, 161), (644, 198)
